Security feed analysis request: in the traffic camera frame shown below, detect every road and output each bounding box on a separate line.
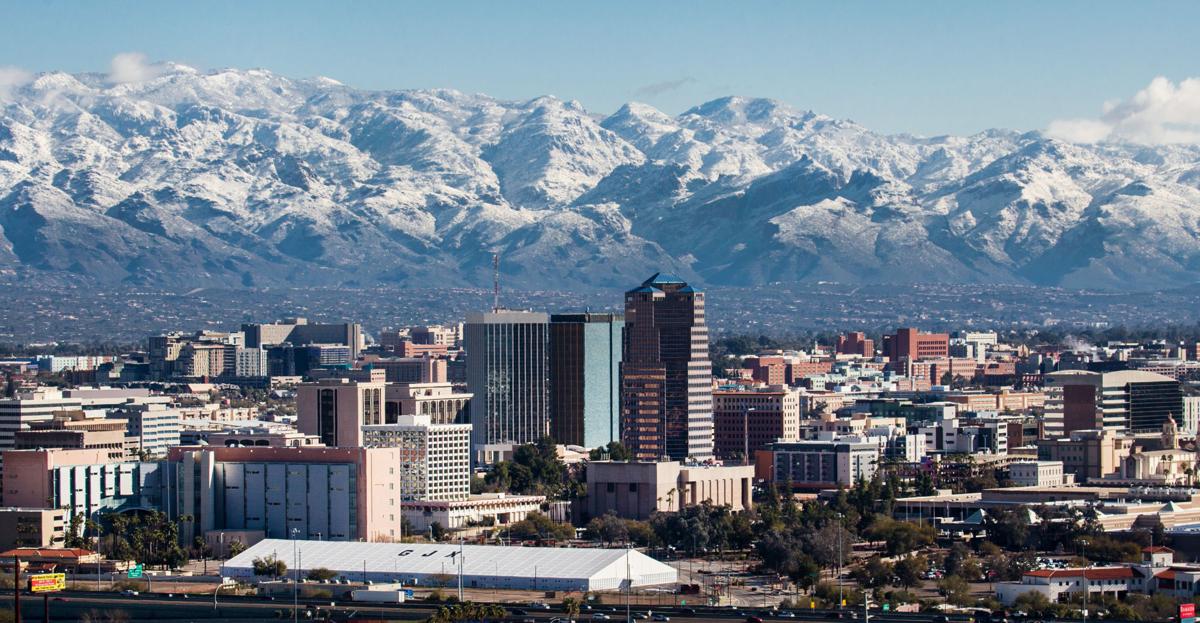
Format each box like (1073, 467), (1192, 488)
(6, 592), (1133, 623)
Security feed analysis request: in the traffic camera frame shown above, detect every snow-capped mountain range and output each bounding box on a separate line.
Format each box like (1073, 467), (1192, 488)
(3, 64), (1200, 291)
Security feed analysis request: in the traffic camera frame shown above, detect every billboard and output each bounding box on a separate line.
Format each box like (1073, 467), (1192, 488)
(30, 573), (66, 593)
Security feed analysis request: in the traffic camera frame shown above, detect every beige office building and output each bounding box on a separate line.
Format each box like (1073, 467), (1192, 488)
(585, 460), (754, 520)
(296, 377), (386, 447)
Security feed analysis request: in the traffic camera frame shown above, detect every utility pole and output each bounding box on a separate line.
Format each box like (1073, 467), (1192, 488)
(837, 514), (844, 609)
(12, 556), (20, 623)
(457, 537), (464, 602)
(292, 528), (300, 623)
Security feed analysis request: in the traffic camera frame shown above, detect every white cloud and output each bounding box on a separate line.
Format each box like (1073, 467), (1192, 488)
(0, 65), (32, 100)
(109, 52), (167, 84)
(1047, 76), (1200, 145)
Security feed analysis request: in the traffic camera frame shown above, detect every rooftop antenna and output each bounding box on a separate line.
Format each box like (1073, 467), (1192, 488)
(492, 252), (501, 312)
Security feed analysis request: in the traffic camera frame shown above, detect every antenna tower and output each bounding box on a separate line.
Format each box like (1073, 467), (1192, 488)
(492, 253), (500, 311)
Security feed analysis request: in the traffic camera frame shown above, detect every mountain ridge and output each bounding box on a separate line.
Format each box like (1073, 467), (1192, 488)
(2, 65), (1200, 291)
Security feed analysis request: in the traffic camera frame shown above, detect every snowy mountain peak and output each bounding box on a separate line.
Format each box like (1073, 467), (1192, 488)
(0, 66), (1198, 291)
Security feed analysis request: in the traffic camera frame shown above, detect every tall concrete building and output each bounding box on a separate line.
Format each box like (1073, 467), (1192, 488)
(242, 318), (363, 360)
(361, 414), (472, 501)
(296, 377), (386, 447)
(549, 313), (623, 449)
(620, 274), (714, 461)
(1043, 370), (1183, 438)
(464, 311), (551, 456)
(712, 386), (801, 461)
(882, 327), (950, 362)
(168, 446), (405, 543)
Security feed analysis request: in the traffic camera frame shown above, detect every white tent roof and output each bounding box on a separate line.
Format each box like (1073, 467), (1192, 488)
(223, 539), (677, 591)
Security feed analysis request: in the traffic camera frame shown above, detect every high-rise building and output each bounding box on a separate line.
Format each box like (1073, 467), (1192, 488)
(108, 403), (182, 457)
(835, 332), (875, 357)
(1043, 370), (1183, 438)
(882, 328), (950, 362)
(242, 318), (363, 360)
(361, 414), (471, 501)
(383, 383), (471, 425)
(296, 377), (386, 447)
(234, 347), (268, 378)
(712, 386), (801, 461)
(464, 311), (550, 457)
(620, 273), (714, 461)
(549, 313), (623, 449)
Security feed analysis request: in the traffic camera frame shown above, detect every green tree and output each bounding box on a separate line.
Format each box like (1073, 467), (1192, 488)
(506, 512), (574, 541)
(1011, 591), (1054, 617)
(589, 441), (632, 462)
(252, 555), (287, 578)
(306, 567), (338, 581)
(561, 597), (581, 619)
(894, 555), (928, 589)
(585, 513), (629, 545)
(431, 522), (447, 541)
(851, 557), (893, 589)
(937, 575), (972, 606)
(228, 539), (246, 557)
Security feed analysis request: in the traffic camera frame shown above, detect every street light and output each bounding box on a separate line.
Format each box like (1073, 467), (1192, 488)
(291, 527), (300, 623)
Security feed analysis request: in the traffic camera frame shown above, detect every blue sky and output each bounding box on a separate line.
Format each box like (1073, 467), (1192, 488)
(3, 0), (1198, 136)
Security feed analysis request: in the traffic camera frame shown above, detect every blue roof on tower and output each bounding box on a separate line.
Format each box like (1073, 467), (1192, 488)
(642, 273), (686, 287)
(629, 286), (658, 293)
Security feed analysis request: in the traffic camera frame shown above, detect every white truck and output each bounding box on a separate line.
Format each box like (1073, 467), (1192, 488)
(350, 589), (406, 603)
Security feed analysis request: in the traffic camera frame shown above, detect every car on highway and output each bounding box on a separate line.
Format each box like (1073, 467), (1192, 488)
(653, 615), (670, 621)
(549, 618), (575, 623)
(529, 602), (552, 610)
(120, 590), (139, 597)
(592, 614), (610, 620)
(510, 609), (528, 616)
(633, 613), (650, 620)
(778, 612), (796, 618)
(680, 608), (696, 615)
(746, 616), (763, 623)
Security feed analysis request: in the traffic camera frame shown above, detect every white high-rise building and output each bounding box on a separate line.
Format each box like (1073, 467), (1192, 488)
(361, 415), (471, 501)
(234, 347), (269, 378)
(109, 403), (182, 457)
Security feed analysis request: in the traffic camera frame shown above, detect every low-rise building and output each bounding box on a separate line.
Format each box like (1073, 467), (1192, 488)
(168, 445), (407, 543)
(14, 411), (128, 459)
(759, 440), (879, 488)
(1038, 428), (1135, 482)
(585, 461), (754, 521)
(0, 448), (172, 529)
(1009, 461), (1071, 487)
(0, 508), (67, 550)
(402, 493), (546, 532)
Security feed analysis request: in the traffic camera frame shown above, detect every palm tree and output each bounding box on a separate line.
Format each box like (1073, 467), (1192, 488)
(562, 597), (582, 619)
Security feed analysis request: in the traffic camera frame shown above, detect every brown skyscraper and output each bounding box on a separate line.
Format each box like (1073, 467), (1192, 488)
(620, 273), (714, 461)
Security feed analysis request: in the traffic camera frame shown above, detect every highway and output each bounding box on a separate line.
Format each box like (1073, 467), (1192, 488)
(6, 592), (1122, 623)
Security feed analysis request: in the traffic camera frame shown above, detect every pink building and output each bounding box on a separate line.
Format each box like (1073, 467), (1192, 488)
(168, 445), (405, 543)
(295, 377), (386, 447)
